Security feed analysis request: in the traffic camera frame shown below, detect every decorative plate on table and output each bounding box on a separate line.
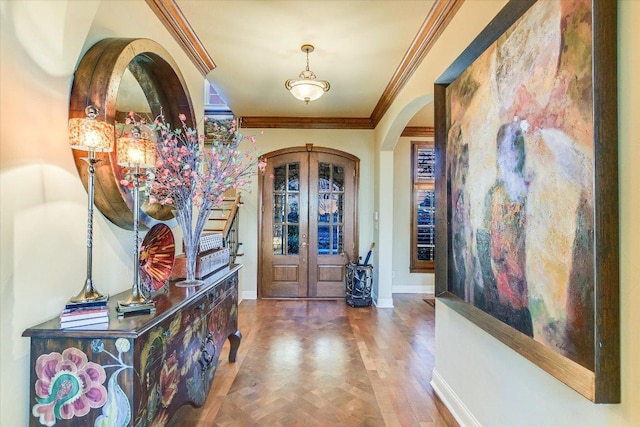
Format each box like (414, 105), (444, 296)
(139, 224), (175, 293)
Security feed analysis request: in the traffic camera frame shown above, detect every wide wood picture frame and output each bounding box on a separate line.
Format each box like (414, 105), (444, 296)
(434, 0), (618, 402)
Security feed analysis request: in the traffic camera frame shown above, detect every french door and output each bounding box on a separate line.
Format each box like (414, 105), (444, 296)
(259, 146), (358, 298)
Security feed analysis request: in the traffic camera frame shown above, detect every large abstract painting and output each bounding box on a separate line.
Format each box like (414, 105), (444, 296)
(434, 0), (618, 402)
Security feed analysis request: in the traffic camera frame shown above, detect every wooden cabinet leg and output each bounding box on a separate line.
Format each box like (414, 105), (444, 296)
(228, 330), (242, 362)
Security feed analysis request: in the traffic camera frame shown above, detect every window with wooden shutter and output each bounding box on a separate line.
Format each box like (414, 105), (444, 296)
(410, 141), (435, 272)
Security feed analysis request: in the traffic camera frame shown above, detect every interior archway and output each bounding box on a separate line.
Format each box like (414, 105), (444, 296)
(375, 95), (435, 306)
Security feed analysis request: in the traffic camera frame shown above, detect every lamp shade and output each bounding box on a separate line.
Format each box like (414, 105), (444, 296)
(287, 78), (329, 103)
(116, 136), (156, 168)
(68, 106), (114, 152)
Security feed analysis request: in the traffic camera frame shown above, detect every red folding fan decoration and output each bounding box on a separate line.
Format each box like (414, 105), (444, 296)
(139, 223), (175, 292)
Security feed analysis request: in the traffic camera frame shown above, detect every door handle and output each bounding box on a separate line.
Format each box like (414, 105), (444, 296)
(301, 242), (308, 247)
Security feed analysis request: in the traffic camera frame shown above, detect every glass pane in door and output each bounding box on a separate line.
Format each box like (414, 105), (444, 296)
(332, 166), (344, 191)
(318, 163), (330, 190)
(273, 224), (284, 255)
(274, 165), (286, 191)
(288, 163), (300, 190)
(287, 194), (299, 223)
(318, 225), (329, 254)
(334, 194), (344, 223)
(317, 162), (345, 256)
(273, 162), (300, 255)
(287, 225), (299, 255)
(333, 225), (343, 255)
(273, 194), (285, 223)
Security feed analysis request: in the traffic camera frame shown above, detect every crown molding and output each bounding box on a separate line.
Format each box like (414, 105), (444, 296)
(241, 116), (374, 130)
(145, 0), (216, 77)
(401, 126), (435, 138)
(370, 0), (464, 126)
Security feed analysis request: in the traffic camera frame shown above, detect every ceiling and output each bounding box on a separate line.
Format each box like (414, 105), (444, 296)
(150, 0), (452, 129)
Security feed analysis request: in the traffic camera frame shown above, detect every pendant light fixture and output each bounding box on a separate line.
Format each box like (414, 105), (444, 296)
(285, 44), (330, 104)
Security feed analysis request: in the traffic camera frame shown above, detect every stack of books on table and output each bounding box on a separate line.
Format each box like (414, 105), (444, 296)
(60, 300), (109, 329)
(116, 301), (156, 317)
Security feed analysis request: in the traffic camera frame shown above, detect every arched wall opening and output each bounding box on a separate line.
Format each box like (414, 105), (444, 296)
(374, 94), (434, 307)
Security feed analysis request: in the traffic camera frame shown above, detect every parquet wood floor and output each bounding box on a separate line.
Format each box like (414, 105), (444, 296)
(167, 294), (456, 427)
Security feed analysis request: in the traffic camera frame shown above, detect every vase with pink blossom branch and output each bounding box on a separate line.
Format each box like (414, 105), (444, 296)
(149, 113), (265, 287)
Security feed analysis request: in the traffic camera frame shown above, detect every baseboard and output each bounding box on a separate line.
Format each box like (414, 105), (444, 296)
(392, 285), (435, 294)
(373, 297), (394, 308)
(240, 290), (257, 301)
(431, 369), (481, 427)
(241, 291), (399, 306)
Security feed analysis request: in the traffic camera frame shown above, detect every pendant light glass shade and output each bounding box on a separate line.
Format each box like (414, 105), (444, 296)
(285, 45), (330, 104)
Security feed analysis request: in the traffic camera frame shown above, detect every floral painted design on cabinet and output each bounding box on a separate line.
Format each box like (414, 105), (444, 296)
(32, 347), (108, 425)
(32, 338), (133, 427)
(92, 338), (134, 426)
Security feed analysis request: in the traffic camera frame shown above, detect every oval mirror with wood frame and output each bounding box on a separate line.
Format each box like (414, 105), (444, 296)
(69, 38), (195, 229)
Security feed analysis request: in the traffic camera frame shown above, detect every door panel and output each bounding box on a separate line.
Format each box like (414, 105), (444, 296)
(260, 147), (357, 298)
(261, 152), (309, 297)
(308, 152), (354, 297)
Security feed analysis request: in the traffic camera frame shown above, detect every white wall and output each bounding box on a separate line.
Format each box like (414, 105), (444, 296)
(431, 1), (640, 426)
(0, 1), (203, 424)
(392, 136), (435, 293)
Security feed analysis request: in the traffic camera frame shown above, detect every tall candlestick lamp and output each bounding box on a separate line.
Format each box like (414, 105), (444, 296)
(116, 127), (157, 307)
(68, 105), (114, 303)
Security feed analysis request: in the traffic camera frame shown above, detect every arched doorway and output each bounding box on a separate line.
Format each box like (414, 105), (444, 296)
(258, 145), (359, 298)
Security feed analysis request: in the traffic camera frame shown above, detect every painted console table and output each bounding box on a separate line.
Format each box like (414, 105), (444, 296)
(22, 264), (242, 427)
